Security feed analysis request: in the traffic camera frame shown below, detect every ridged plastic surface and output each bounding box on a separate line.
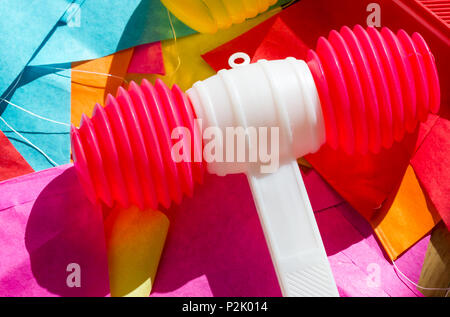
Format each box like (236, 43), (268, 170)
(418, 0), (450, 26)
(161, 0), (277, 33)
(71, 79), (204, 210)
(307, 25), (440, 154)
(285, 263), (338, 297)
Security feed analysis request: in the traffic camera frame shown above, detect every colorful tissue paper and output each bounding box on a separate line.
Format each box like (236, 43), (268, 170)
(126, 5), (281, 91)
(29, 0), (195, 67)
(0, 163), (427, 296)
(201, 1), (446, 258)
(1, 0), (193, 129)
(0, 65), (71, 171)
(127, 42), (165, 75)
(0, 165), (110, 296)
(0, 130), (34, 182)
(71, 48), (134, 125)
(151, 171), (427, 297)
(202, 0), (372, 72)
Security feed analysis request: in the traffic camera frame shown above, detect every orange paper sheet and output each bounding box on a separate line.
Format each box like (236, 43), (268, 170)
(370, 165), (441, 260)
(71, 48), (134, 125)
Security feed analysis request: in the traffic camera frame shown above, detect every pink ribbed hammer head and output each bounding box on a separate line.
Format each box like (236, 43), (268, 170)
(71, 79), (204, 210)
(306, 25), (440, 155)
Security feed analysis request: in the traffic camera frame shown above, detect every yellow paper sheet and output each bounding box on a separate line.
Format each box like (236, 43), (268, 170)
(104, 205), (169, 297)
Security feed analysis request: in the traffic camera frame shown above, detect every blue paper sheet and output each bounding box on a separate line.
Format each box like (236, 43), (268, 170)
(29, 0), (195, 66)
(0, 65), (71, 171)
(0, 0), (194, 96)
(0, 0), (72, 97)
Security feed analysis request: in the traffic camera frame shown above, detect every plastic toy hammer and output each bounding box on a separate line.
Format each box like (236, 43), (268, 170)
(71, 25), (440, 296)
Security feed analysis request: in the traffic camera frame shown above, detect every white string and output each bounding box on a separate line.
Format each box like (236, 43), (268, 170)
(0, 0), (115, 166)
(166, 8), (181, 84)
(0, 116), (58, 166)
(392, 260), (450, 292)
(2, 69), (25, 102)
(0, 98), (70, 127)
(38, 65), (128, 84)
(0, 64), (128, 165)
(0, 65), (128, 128)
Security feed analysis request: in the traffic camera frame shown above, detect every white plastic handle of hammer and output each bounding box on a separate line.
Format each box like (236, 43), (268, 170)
(247, 159), (339, 297)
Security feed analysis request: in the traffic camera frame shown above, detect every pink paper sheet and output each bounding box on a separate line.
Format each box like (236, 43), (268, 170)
(151, 171), (426, 297)
(0, 165), (110, 296)
(127, 42), (165, 75)
(0, 165), (426, 296)
(322, 204), (427, 297)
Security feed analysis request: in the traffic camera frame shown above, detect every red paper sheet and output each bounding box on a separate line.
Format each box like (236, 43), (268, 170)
(411, 116), (450, 229)
(0, 129), (34, 182)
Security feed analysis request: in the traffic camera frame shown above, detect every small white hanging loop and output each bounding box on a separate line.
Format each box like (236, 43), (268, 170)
(228, 52), (250, 69)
